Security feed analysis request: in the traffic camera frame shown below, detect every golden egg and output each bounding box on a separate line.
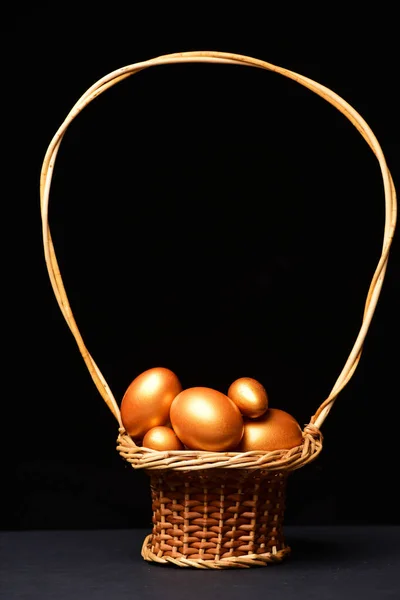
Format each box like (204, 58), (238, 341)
(121, 367), (182, 439)
(170, 387), (244, 451)
(143, 426), (184, 451)
(238, 408), (303, 452)
(227, 377), (269, 418)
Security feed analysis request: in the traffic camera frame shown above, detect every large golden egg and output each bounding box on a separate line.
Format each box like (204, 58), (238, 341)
(238, 408), (303, 452)
(170, 387), (244, 451)
(143, 426), (184, 451)
(121, 367), (182, 439)
(227, 377), (269, 418)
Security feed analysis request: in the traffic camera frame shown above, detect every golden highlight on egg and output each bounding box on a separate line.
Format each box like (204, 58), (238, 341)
(143, 426), (184, 451)
(238, 408), (303, 452)
(121, 367), (182, 439)
(227, 377), (269, 418)
(170, 387), (244, 451)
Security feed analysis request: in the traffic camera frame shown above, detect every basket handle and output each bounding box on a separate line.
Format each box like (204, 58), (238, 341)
(40, 51), (397, 431)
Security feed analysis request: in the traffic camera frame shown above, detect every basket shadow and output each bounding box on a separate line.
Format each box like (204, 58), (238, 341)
(287, 535), (350, 565)
(286, 527), (397, 566)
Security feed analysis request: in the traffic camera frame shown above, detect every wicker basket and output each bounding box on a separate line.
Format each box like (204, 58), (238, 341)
(40, 51), (397, 569)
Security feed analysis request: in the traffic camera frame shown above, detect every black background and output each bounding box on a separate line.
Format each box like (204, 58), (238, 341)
(3, 5), (399, 530)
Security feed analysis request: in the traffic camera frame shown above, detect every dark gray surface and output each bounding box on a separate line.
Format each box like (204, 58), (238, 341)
(1, 527), (399, 599)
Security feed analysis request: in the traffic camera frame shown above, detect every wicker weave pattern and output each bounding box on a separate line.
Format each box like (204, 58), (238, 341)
(119, 424), (321, 568)
(117, 424), (322, 472)
(142, 470), (290, 568)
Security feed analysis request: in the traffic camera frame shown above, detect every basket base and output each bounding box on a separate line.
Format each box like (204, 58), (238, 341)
(144, 469), (290, 568)
(141, 534), (291, 569)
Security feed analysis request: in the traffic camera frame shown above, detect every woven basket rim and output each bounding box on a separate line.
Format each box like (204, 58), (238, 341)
(40, 50), (397, 450)
(116, 424), (322, 472)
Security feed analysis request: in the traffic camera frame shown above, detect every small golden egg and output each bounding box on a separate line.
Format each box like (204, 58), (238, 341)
(238, 408), (303, 452)
(170, 387), (244, 451)
(143, 426), (184, 451)
(121, 367), (182, 439)
(227, 377), (269, 418)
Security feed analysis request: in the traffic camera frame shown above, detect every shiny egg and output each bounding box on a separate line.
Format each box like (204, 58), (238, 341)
(170, 387), (244, 451)
(238, 408), (303, 452)
(227, 377), (269, 418)
(121, 367), (182, 439)
(143, 426), (184, 451)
